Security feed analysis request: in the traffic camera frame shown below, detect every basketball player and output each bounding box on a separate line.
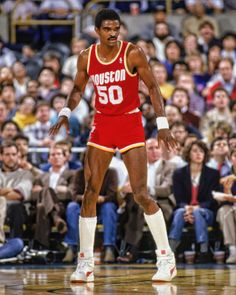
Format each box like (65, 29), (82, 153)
(49, 9), (177, 283)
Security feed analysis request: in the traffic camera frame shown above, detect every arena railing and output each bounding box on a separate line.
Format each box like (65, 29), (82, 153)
(10, 0), (173, 44)
(84, 0), (173, 14)
(28, 146), (86, 154)
(10, 11), (79, 44)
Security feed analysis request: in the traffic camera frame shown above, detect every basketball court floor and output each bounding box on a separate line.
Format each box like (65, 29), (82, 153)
(0, 263), (236, 294)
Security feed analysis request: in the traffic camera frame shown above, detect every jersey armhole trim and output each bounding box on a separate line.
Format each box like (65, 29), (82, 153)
(87, 45), (93, 74)
(124, 43), (138, 77)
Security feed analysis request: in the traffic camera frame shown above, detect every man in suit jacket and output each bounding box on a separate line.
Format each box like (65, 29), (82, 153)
(31, 146), (75, 248)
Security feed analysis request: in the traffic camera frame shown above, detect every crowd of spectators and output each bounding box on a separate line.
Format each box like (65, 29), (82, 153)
(0, 0), (236, 264)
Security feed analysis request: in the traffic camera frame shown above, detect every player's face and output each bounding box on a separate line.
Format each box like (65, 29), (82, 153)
(96, 20), (120, 46)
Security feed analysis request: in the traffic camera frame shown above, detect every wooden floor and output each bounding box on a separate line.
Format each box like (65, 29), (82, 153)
(0, 264), (235, 295)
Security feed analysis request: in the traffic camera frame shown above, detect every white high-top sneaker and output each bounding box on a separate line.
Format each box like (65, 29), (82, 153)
(70, 253), (94, 283)
(152, 249), (177, 282)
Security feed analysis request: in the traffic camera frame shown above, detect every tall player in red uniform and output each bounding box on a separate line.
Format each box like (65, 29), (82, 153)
(50, 9), (178, 283)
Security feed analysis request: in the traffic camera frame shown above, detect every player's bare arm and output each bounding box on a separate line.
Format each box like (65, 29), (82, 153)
(127, 44), (178, 150)
(49, 49), (90, 136)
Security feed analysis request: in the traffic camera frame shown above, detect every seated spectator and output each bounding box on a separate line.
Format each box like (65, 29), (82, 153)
(207, 137), (231, 177)
(14, 134), (42, 178)
(169, 140), (220, 263)
(177, 71), (206, 116)
(185, 53), (210, 95)
(200, 88), (233, 141)
(141, 5), (181, 41)
(217, 148), (236, 263)
(0, 120), (20, 145)
(151, 62), (174, 101)
(206, 121), (233, 146)
(165, 105), (202, 139)
(63, 165), (118, 263)
(0, 101), (9, 132)
(0, 66), (13, 84)
(230, 101), (236, 133)
(170, 121), (189, 156)
(39, 0), (82, 17)
(140, 103), (156, 138)
(40, 140), (82, 172)
(73, 110), (94, 147)
(184, 133), (199, 148)
(37, 67), (59, 102)
(31, 146), (75, 249)
(0, 141), (33, 243)
(0, 83), (17, 119)
(163, 40), (183, 81)
(221, 32), (236, 64)
(1, 0), (38, 20)
(12, 95), (37, 130)
(206, 44), (221, 77)
(50, 93), (80, 139)
(228, 133), (236, 150)
(23, 101), (59, 148)
(146, 40), (157, 60)
(185, 0), (224, 14)
(197, 21), (221, 59)
(60, 76), (73, 96)
(0, 37), (16, 68)
(42, 51), (63, 87)
(205, 58), (236, 104)
(12, 61), (29, 100)
(183, 33), (199, 57)
(62, 38), (88, 79)
(152, 21), (172, 62)
(23, 101), (62, 165)
(182, 2), (220, 37)
(117, 20), (130, 41)
(136, 39), (152, 62)
(26, 80), (40, 99)
(170, 87), (200, 129)
(171, 61), (189, 85)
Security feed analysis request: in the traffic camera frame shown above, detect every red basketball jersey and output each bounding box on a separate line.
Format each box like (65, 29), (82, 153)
(87, 41), (140, 115)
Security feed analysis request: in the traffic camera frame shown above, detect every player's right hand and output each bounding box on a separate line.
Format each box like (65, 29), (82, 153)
(49, 116), (69, 136)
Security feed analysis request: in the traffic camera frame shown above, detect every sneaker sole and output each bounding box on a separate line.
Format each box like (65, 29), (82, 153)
(70, 277), (94, 283)
(152, 268), (177, 282)
(70, 274), (94, 283)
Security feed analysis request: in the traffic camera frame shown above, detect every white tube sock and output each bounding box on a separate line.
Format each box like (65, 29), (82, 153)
(144, 210), (170, 250)
(79, 216), (97, 258)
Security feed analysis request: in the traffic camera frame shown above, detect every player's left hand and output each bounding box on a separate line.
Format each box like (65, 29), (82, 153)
(157, 129), (178, 151)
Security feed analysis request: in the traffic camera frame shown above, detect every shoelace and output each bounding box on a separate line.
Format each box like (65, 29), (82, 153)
(76, 259), (93, 271)
(156, 256), (174, 270)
